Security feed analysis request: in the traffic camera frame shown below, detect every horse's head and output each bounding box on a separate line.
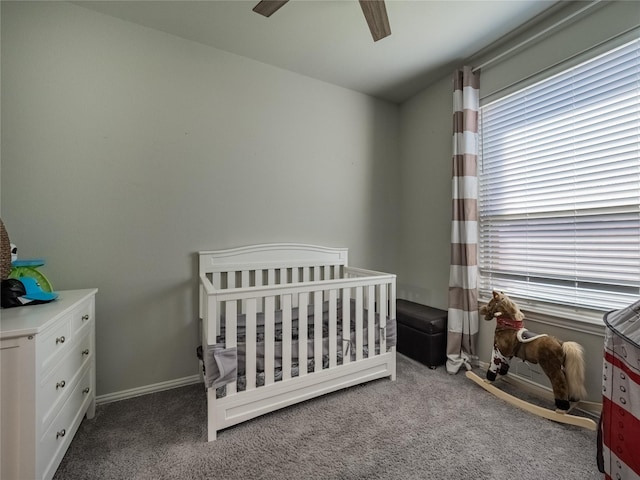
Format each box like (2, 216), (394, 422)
(479, 290), (524, 321)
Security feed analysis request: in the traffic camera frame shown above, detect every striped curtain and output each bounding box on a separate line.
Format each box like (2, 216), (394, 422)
(446, 66), (480, 374)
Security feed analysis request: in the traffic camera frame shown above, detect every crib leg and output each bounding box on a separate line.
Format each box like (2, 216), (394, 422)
(207, 388), (217, 442)
(390, 351), (397, 381)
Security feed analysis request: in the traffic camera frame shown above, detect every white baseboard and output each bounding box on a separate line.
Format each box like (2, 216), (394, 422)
(96, 374), (202, 405)
(477, 361), (601, 417)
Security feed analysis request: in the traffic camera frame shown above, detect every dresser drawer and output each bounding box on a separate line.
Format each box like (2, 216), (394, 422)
(39, 366), (92, 480)
(39, 317), (72, 374)
(71, 299), (94, 336)
(39, 330), (93, 432)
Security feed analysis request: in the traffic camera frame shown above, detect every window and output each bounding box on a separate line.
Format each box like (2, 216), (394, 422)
(479, 38), (640, 316)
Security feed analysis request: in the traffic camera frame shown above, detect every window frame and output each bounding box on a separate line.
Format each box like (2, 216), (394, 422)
(477, 37), (640, 327)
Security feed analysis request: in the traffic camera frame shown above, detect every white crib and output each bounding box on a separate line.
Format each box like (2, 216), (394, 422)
(199, 243), (396, 441)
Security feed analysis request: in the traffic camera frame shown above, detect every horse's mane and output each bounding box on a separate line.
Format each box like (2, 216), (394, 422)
(482, 291), (525, 321)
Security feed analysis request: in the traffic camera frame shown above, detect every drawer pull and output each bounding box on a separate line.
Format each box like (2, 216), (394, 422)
(56, 429), (66, 439)
(83, 387), (90, 395)
(82, 314), (90, 321)
(56, 380), (66, 389)
(82, 349), (90, 356)
(56, 336), (66, 345)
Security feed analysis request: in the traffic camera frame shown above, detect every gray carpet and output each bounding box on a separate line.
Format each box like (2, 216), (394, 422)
(54, 354), (602, 480)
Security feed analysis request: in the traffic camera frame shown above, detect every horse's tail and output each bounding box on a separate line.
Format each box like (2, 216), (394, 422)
(563, 341), (587, 401)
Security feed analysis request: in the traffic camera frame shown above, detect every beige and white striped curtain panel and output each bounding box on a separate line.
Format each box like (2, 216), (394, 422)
(446, 66), (480, 374)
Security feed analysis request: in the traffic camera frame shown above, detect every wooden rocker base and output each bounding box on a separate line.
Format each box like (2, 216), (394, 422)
(466, 371), (597, 431)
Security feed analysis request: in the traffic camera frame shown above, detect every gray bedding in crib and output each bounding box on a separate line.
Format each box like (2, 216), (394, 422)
(203, 300), (396, 391)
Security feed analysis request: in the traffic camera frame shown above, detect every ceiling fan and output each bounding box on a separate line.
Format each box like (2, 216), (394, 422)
(252, 0), (391, 42)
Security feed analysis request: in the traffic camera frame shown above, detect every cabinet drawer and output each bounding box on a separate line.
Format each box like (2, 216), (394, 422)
(71, 300), (94, 336)
(40, 331), (93, 432)
(39, 318), (71, 374)
(39, 366), (92, 480)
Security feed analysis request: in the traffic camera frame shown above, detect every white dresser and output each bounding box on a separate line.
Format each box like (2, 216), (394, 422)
(1, 289), (98, 480)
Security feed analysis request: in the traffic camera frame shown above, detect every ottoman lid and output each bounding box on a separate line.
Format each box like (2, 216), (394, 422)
(397, 299), (448, 334)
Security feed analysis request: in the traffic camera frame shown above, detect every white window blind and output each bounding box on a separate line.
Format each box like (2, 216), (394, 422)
(479, 38), (640, 314)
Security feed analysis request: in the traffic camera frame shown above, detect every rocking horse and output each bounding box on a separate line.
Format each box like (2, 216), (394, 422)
(466, 290), (597, 430)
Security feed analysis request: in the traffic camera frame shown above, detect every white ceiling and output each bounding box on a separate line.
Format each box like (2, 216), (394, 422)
(74, 0), (560, 103)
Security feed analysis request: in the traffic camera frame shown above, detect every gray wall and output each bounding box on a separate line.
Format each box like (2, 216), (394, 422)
(397, 78), (452, 309)
(399, 0), (639, 402)
(1, 1), (400, 396)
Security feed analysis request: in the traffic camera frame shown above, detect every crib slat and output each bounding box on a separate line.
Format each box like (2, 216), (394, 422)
(241, 271), (249, 311)
(342, 288), (351, 365)
(355, 287), (363, 361)
(298, 292), (308, 376)
(282, 294), (292, 381)
(264, 296), (275, 385)
(225, 300), (237, 395)
(328, 289), (337, 368)
(367, 285), (375, 358)
(313, 266), (320, 282)
(199, 283), (204, 323)
(207, 293), (219, 339)
(291, 269), (299, 308)
(227, 272), (236, 289)
(379, 284), (387, 353)
(267, 269), (275, 286)
(314, 290), (323, 371)
(390, 281), (396, 322)
(245, 298), (257, 391)
(302, 267), (310, 283)
(255, 272), (264, 315)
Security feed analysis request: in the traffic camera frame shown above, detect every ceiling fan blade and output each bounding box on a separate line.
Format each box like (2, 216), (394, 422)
(253, 0), (289, 17)
(358, 0), (391, 42)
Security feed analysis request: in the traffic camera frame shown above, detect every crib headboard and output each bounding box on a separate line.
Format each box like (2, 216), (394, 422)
(199, 243), (348, 274)
(199, 244), (349, 292)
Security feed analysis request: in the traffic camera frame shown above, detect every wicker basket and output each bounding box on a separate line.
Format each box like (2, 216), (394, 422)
(0, 219), (12, 280)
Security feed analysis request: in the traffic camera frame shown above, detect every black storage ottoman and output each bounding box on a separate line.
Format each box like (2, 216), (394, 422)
(396, 299), (448, 368)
